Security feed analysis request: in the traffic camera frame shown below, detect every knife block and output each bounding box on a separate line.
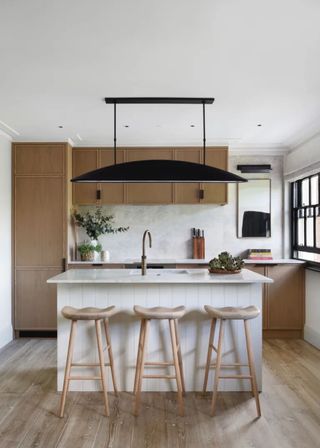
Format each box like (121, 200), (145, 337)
(193, 237), (205, 259)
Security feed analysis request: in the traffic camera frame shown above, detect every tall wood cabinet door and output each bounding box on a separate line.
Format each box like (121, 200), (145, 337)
(245, 265), (267, 329)
(72, 148), (98, 204)
(15, 177), (65, 267)
(15, 269), (60, 330)
(126, 148), (174, 204)
(266, 265), (305, 330)
(174, 148), (201, 203)
(100, 149), (125, 204)
(201, 147), (228, 204)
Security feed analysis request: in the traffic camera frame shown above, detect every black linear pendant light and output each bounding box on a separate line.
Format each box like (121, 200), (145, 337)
(71, 98), (247, 183)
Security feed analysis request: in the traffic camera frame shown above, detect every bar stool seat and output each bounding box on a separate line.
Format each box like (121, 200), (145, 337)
(62, 305), (117, 320)
(203, 305), (261, 418)
(204, 305), (260, 320)
(59, 305), (118, 418)
(134, 305), (186, 320)
(133, 305), (186, 416)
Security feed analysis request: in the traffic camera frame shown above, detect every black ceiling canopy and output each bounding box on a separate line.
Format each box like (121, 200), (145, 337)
(72, 97), (247, 184)
(72, 159), (246, 183)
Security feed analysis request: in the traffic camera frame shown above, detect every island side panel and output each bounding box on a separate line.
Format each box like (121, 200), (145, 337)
(57, 282), (262, 392)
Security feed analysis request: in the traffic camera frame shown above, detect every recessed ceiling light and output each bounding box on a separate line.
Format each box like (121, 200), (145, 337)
(257, 124), (262, 127)
(58, 125), (63, 129)
(190, 124), (195, 128)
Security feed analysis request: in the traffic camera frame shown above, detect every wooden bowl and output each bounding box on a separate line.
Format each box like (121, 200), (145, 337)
(208, 268), (241, 274)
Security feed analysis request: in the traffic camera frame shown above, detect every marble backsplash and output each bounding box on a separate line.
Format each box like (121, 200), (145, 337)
(72, 155), (284, 261)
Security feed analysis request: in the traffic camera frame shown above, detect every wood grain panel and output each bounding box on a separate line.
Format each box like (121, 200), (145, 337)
(266, 265), (305, 330)
(201, 147), (228, 204)
(126, 148), (173, 204)
(72, 148), (98, 204)
(244, 265), (268, 329)
(100, 149), (125, 204)
(174, 148), (201, 203)
(14, 143), (64, 175)
(15, 269), (60, 330)
(15, 177), (65, 267)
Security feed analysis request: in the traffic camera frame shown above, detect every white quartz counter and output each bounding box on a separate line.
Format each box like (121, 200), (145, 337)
(48, 268), (273, 284)
(68, 258), (305, 265)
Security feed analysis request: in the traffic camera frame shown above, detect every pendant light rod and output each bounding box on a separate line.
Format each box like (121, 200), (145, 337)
(114, 102), (117, 164)
(203, 102), (206, 165)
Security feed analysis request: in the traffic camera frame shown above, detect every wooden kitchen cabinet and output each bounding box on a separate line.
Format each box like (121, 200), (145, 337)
(174, 148), (201, 203)
(126, 148), (174, 204)
(100, 149), (125, 204)
(72, 148), (99, 205)
(201, 147), (228, 204)
(265, 264), (305, 337)
(13, 143), (69, 332)
(72, 146), (229, 205)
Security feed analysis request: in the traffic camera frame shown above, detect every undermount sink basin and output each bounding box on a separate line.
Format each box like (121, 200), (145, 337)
(128, 269), (205, 276)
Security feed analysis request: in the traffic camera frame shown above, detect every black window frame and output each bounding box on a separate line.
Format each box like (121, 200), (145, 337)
(291, 172), (320, 267)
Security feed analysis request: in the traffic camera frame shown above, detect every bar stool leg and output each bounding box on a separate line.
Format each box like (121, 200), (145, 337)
(133, 319), (146, 395)
(244, 320), (261, 418)
(169, 319), (184, 416)
(203, 318), (216, 393)
(95, 319), (110, 417)
(134, 319), (149, 416)
(103, 319), (118, 396)
(59, 320), (77, 418)
(211, 319), (225, 416)
(174, 319), (186, 394)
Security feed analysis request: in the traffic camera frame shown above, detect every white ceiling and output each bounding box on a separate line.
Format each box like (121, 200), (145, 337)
(1, 0), (320, 152)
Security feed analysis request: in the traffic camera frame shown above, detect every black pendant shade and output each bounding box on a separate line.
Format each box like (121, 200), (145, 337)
(71, 159), (246, 183)
(71, 97), (247, 184)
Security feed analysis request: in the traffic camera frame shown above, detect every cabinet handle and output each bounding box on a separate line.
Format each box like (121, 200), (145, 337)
(62, 258), (67, 272)
(96, 189), (101, 200)
(199, 189), (204, 200)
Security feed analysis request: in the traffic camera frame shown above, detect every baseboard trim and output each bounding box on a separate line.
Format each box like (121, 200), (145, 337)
(0, 324), (13, 350)
(263, 329), (303, 339)
(304, 325), (320, 349)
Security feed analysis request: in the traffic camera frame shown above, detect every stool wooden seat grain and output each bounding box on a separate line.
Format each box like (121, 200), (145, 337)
(133, 305), (186, 416)
(203, 305), (261, 417)
(59, 306), (118, 418)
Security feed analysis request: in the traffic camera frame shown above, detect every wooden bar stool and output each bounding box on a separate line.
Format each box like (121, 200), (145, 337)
(133, 305), (186, 416)
(203, 305), (261, 418)
(59, 306), (118, 418)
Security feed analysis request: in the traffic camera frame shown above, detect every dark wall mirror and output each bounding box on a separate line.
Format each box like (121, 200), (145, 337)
(237, 179), (271, 238)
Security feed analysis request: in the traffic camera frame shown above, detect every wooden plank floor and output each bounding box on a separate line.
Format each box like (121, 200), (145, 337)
(0, 338), (319, 447)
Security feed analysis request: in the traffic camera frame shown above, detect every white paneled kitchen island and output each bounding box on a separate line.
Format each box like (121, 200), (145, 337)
(48, 269), (272, 392)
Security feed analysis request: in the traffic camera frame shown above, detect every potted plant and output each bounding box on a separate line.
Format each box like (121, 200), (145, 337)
(78, 241), (102, 262)
(73, 207), (129, 260)
(208, 251), (244, 274)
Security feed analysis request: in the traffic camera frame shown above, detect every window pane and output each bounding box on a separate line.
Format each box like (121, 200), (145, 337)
(296, 251), (320, 263)
(302, 178), (310, 206)
(311, 175), (319, 205)
(297, 209), (305, 246)
(316, 207), (320, 248)
(306, 208), (314, 247)
(292, 182), (298, 208)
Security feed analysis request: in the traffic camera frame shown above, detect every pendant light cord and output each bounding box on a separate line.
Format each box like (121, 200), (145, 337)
(203, 102), (206, 165)
(114, 102), (117, 164)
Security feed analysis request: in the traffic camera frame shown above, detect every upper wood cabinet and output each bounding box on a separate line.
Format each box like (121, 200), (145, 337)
(201, 147), (228, 204)
(174, 148), (201, 204)
(72, 146), (228, 205)
(15, 143), (65, 175)
(126, 148), (174, 204)
(100, 149), (125, 204)
(72, 148), (98, 205)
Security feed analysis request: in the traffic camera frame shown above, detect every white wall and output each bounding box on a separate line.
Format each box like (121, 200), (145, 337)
(74, 154), (284, 261)
(0, 133), (12, 349)
(284, 134), (320, 348)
